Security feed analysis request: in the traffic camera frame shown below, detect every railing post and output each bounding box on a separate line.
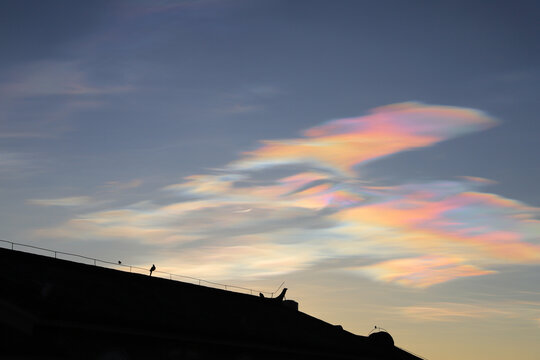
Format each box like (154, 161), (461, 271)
(0, 240), (272, 298)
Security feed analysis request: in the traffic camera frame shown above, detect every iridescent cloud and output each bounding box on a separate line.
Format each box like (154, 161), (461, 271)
(230, 103), (495, 174)
(32, 103), (540, 287)
(356, 256), (495, 288)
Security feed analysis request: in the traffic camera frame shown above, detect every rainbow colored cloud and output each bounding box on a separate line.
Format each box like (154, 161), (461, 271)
(231, 102), (495, 174)
(33, 103), (540, 287)
(357, 255), (495, 288)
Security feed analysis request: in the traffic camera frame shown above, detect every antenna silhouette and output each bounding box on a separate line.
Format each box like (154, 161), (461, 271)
(273, 281), (285, 297)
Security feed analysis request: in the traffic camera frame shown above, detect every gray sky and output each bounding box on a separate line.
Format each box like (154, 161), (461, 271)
(1, 1), (539, 359)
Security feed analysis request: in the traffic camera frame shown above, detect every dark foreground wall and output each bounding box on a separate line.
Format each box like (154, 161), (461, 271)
(0, 248), (421, 360)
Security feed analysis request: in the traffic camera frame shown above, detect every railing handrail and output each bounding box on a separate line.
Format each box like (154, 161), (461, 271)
(0, 239), (275, 297)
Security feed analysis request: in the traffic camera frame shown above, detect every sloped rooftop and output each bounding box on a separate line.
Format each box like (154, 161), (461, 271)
(0, 247), (422, 360)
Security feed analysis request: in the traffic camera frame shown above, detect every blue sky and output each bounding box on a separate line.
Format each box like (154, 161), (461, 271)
(1, 1), (540, 358)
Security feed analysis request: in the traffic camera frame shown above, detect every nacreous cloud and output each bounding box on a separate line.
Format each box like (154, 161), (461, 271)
(33, 103), (540, 287)
(230, 102), (495, 174)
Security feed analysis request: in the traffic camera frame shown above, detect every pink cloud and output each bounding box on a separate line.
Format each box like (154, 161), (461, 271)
(231, 103), (495, 174)
(358, 256), (495, 288)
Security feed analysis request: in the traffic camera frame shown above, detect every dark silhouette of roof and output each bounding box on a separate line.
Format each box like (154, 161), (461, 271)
(0, 248), (422, 359)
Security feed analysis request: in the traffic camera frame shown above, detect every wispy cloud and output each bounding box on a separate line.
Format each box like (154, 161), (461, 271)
(398, 302), (513, 322)
(218, 104), (261, 114)
(0, 132), (53, 139)
(0, 152), (40, 178)
(27, 196), (94, 207)
(215, 84), (280, 114)
(356, 256), (495, 288)
(27, 179), (144, 208)
(0, 60), (135, 139)
(32, 103), (540, 285)
(102, 179), (143, 191)
(0, 61), (134, 99)
(398, 299), (540, 327)
(0, 153), (29, 169)
(120, 0), (238, 19)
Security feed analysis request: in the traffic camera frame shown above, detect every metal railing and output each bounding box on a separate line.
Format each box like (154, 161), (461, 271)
(0, 239), (275, 297)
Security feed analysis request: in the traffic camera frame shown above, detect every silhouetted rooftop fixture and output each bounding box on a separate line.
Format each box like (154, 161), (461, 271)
(368, 326), (394, 347)
(273, 287), (287, 302)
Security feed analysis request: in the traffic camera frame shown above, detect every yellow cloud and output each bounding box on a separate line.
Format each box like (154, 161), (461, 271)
(398, 302), (512, 321)
(356, 256), (495, 288)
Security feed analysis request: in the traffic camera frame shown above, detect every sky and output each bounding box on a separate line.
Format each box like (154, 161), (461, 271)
(1, 0), (539, 358)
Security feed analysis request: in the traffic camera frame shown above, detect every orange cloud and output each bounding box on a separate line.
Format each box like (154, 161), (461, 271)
(231, 103), (495, 174)
(334, 188), (540, 265)
(357, 256), (495, 288)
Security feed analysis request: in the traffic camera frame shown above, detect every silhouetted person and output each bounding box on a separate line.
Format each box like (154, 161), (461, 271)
(259, 292), (265, 298)
(149, 264), (156, 276)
